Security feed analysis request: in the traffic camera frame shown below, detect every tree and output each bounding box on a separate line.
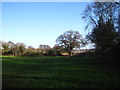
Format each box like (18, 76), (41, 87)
(1, 41), (26, 56)
(9, 44), (19, 56)
(2, 41), (15, 55)
(16, 43), (26, 55)
(53, 44), (62, 56)
(1, 41), (9, 55)
(28, 46), (34, 50)
(82, 1), (120, 58)
(39, 44), (51, 55)
(82, 2), (119, 31)
(1, 42), (9, 50)
(56, 30), (86, 56)
(86, 15), (117, 57)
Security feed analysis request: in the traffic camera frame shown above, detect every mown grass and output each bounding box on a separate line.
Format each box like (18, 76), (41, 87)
(2, 56), (120, 88)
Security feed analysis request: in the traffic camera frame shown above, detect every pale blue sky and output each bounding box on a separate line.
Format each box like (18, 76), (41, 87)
(2, 2), (91, 48)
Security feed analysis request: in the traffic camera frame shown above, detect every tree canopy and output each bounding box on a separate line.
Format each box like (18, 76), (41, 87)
(82, 1), (120, 60)
(56, 30), (86, 55)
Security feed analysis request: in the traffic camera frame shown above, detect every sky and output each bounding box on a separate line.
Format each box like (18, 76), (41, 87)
(2, 2), (91, 48)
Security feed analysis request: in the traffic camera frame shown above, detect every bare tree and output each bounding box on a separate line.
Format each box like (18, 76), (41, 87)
(56, 30), (86, 56)
(82, 1), (119, 31)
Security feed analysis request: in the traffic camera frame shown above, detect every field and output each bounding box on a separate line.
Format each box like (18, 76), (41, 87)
(2, 56), (120, 88)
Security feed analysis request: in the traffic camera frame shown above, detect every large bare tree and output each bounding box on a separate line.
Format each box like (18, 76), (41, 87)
(56, 30), (86, 56)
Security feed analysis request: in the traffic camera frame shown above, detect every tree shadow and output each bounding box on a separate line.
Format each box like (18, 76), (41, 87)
(3, 74), (73, 82)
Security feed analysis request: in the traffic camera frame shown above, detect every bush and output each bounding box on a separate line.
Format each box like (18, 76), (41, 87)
(2, 50), (13, 56)
(23, 51), (44, 57)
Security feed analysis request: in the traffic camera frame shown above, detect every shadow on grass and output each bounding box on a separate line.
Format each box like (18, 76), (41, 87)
(3, 74), (73, 83)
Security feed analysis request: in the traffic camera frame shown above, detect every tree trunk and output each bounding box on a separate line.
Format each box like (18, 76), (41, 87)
(68, 51), (72, 56)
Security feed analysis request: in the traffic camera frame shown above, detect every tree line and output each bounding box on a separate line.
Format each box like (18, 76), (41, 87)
(0, 41), (60, 56)
(0, 30), (86, 56)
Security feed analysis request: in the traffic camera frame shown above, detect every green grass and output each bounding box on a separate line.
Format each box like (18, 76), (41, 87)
(2, 56), (120, 88)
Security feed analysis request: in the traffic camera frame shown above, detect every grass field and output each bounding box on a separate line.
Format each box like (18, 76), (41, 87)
(2, 56), (120, 88)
